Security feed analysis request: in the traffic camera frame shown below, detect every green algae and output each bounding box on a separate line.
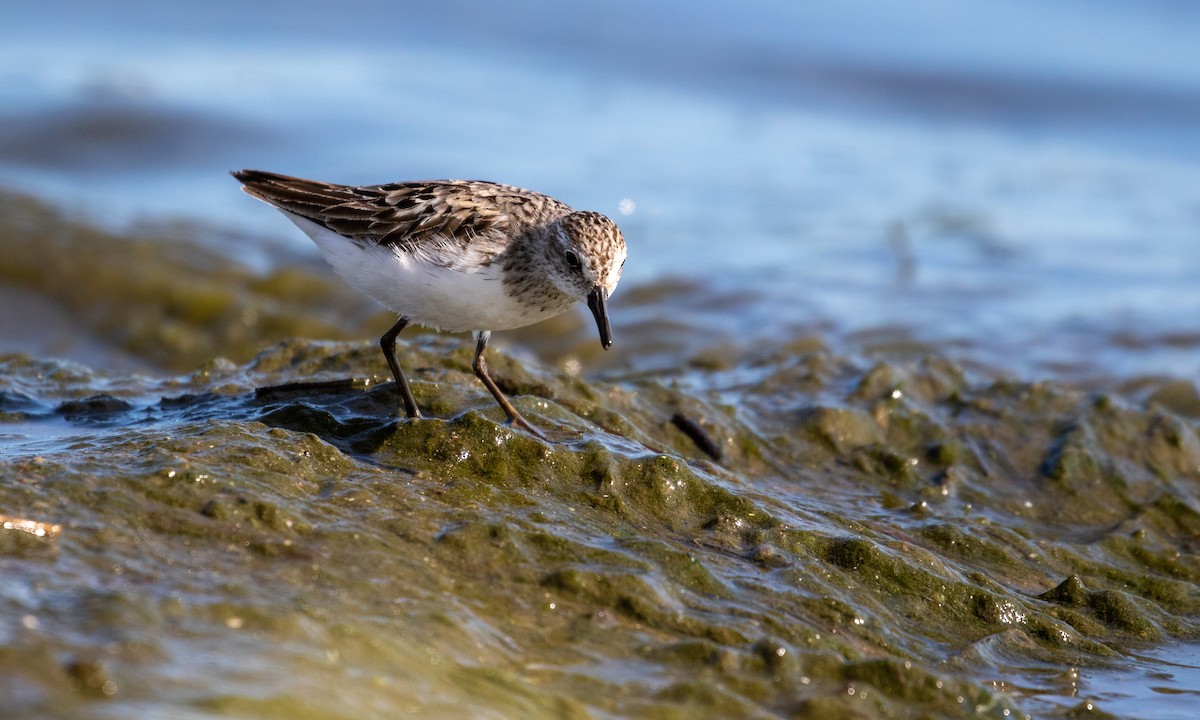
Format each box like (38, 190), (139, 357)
(4, 341), (1198, 719)
(3, 196), (1200, 717)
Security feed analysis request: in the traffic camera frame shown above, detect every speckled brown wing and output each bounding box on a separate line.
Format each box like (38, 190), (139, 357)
(231, 169), (571, 253)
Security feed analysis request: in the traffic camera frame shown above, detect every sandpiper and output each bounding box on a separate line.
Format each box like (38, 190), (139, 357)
(232, 170), (626, 436)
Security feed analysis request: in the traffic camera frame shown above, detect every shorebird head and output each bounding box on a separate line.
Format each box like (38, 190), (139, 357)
(552, 211), (626, 350)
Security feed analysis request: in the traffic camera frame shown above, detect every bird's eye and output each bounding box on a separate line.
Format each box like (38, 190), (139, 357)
(565, 250), (582, 271)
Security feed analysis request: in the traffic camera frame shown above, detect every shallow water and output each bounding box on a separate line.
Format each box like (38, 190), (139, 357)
(2, 2), (1200, 718)
(1028, 642), (1200, 718)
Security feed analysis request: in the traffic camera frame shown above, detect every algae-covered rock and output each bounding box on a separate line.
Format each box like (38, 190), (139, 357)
(3, 191), (1200, 718)
(3, 338), (1199, 720)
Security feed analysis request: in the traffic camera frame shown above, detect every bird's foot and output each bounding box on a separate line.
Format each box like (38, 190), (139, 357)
(507, 412), (549, 441)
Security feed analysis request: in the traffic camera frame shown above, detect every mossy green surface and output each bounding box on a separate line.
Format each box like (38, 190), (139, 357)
(4, 337), (1199, 719)
(2, 190), (1199, 718)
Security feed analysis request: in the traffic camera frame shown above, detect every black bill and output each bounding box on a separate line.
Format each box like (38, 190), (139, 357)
(587, 287), (612, 350)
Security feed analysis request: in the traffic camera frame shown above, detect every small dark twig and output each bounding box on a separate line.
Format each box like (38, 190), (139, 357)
(671, 412), (723, 461)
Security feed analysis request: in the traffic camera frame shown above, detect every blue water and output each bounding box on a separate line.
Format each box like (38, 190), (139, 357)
(2, 0), (1199, 380)
(1031, 643), (1200, 719)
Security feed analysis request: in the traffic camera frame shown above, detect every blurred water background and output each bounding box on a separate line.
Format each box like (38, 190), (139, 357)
(2, 0), (1199, 381)
(3, 2), (1200, 719)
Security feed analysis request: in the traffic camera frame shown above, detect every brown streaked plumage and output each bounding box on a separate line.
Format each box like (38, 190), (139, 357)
(231, 169), (627, 437)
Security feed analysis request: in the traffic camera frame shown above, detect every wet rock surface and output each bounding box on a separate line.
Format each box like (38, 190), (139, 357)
(3, 188), (1199, 717)
(2, 335), (1198, 719)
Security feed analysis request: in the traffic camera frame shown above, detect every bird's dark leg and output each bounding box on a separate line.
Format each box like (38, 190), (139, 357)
(472, 331), (545, 438)
(380, 317), (422, 419)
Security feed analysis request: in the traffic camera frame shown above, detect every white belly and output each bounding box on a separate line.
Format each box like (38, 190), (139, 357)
(285, 214), (568, 332)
